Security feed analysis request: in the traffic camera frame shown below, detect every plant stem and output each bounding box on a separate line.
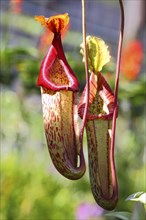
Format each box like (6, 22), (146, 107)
(111, 0), (124, 159)
(80, 0), (89, 141)
(114, 0), (125, 104)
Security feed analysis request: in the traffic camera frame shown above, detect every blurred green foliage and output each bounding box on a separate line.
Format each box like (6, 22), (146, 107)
(1, 150), (77, 220)
(0, 48), (40, 93)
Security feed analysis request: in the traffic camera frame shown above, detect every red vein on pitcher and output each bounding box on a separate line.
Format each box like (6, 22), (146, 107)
(35, 13), (85, 180)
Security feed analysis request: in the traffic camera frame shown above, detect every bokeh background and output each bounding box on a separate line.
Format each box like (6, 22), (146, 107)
(0, 0), (146, 220)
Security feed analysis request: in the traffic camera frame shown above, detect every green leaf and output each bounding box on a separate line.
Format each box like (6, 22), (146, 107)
(105, 211), (132, 220)
(126, 192), (146, 204)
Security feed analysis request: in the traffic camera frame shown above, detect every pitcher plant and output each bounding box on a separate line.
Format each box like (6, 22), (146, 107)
(34, 13), (89, 180)
(35, 0), (124, 211)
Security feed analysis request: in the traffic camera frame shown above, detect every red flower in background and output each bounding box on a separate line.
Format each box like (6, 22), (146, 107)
(121, 40), (144, 81)
(38, 29), (54, 52)
(10, 0), (23, 14)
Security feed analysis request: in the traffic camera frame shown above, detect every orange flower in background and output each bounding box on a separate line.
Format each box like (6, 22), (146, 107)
(38, 30), (54, 52)
(10, 0), (23, 14)
(121, 40), (144, 81)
